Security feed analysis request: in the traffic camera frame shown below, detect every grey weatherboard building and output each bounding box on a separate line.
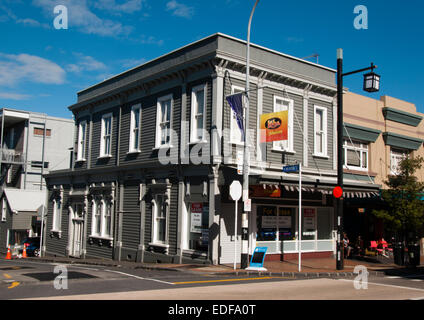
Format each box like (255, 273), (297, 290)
(43, 33), (380, 265)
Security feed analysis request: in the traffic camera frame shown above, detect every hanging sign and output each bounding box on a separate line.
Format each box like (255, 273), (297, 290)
(260, 110), (288, 143)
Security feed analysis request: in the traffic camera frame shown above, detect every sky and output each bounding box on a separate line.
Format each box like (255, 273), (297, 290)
(0, 0), (423, 119)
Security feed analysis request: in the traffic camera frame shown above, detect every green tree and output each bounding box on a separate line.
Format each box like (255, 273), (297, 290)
(372, 156), (424, 243)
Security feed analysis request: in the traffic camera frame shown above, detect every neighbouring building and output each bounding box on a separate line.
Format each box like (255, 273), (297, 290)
(343, 92), (424, 245)
(0, 108), (74, 253)
(43, 33), (381, 265)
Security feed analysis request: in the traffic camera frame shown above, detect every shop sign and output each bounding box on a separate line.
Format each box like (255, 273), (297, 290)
(260, 111), (288, 143)
(191, 203), (203, 233)
(303, 208), (316, 230)
(249, 185), (281, 198)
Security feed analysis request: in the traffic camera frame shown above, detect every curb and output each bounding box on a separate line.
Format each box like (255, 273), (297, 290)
(212, 270), (386, 278)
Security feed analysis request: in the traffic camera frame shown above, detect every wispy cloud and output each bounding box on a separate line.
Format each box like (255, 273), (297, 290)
(0, 92), (31, 100)
(66, 53), (107, 74)
(166, 0), (194, 19)
(93, 0), (146, 14)
(0, 4), (49, 28)
(0, 52), (66, 86)
(119, 57), (147, 69)
(32, 0), (133, 37)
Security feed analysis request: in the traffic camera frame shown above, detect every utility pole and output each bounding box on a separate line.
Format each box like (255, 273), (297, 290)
(242, 0), (259, 270)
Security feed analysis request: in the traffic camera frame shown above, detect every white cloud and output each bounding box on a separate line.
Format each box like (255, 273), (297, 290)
(66, 53), (107, 73)
(32, 0), (133, 37)
(166, 0), (194, 19)
(0, 92), (31, 100)
(93, 0), (146, 14)
(0, 52), (66, 86)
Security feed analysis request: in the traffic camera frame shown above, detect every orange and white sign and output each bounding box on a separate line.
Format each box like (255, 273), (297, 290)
(260, 110), (288, 143)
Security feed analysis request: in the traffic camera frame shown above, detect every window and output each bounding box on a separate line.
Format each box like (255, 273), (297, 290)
(31, 161), (49, 169)
(273, 96), (294, 152)
(34, 127), (51, 137)
(314, 106), (328, 157)
(91, 197), (113, 238)
(343, 140), (368, 171)
(190, 84), (206, 142)
(100, 113), (112, 157)
(155, 95), (172, 148)
(1, 198), (6, 222)
(390, 148), (408, 175)
(230, 86), (244, 144)
(77, 121), (87, 161)
(129, 104), (141, 152)
(52, 198), (61, 231)
(153, 194), (167, 243)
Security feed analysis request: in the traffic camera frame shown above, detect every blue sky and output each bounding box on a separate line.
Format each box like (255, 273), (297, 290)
(0, 0), (423, 119)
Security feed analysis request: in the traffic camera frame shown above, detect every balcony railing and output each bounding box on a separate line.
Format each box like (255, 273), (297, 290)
(0, 148), (26, 164)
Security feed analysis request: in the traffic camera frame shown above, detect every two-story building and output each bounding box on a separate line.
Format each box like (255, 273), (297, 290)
(343, 92), (424, 244)
(43, 33), (380, 265)
(0, 108), (74, 254)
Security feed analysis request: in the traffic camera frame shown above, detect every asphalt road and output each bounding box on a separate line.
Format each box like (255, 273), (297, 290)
(2, 259), (424, 300)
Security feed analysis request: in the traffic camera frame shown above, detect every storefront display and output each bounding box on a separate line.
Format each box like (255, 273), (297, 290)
(189, 203), (209, 251)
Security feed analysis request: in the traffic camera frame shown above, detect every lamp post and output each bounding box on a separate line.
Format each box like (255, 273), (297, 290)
(241, 0), (259, 269)
(336, 48), (380, 270)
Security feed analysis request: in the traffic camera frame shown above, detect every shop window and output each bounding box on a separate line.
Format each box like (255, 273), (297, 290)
(188, 202), (209, 251)
(302, 208), (316, 240)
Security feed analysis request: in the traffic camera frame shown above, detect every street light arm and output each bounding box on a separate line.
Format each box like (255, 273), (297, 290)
(342, 63), (377, 77)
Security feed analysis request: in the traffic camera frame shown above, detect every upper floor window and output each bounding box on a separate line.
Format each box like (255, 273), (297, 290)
(129, 104), (141, 152)
(390, 148), (408, 175)
(230, 86), (244, 145)
(155, 94), (173, 148)
(100, 113), (112, 157)
(190, 84), (206, 143)
(34, 127), (51, 137)
(77, 120), (87, 161)
(273, 96), (294, 153)
(314, 106), (328, 157)
(343, 139), (368, 171)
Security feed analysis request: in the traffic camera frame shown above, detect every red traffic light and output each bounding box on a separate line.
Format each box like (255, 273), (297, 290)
(333, 186), (343, 199)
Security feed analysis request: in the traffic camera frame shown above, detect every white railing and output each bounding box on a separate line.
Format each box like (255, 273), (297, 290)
(0, 148), (25, 164)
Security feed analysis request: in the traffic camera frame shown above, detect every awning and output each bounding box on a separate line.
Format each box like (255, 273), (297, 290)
(3, 189), (46, 213)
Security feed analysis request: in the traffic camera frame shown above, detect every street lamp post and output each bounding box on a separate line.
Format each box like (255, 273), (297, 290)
(241, 0), (259, 269)
(336, 48), (380, 270)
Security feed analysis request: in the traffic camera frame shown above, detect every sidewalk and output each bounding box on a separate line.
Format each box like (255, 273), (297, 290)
(19, 255), (424, 278)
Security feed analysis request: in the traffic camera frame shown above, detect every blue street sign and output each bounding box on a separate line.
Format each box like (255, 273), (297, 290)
(249, 247), (268, 269)
(282, 164), (299, 173)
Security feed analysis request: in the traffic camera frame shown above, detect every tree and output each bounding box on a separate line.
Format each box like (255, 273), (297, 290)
(372, 156), (424, 243)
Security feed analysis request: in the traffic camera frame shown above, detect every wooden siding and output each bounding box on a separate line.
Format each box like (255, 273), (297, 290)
(121, 181), (141, 250)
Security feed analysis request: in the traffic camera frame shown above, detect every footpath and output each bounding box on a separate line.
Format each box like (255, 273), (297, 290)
(19, 255), (424, 279)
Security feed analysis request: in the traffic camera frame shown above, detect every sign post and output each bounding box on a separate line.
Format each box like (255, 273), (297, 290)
(229, 180), (242, 270)
(283, 163), (302, 272)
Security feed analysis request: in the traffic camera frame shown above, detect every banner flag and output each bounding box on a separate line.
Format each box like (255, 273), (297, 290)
(260, 110), (288, 143)
(226, 93), (244, 140)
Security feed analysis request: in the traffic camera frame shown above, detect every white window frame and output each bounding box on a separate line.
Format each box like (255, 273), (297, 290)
(77, 120), (87, 161)
(229, 85), (245, 145)
(152, 194), (168, 245)
(103, 200), (113, 238)
(1, 198), (6, 222)
(390, 148), (408, 175)
(313, 105), (328, 157)
(155, 94), (173, 148)
(91, 199), (103, 237)
(52, 198), (62, 232)
(272, 95), (294, 153)
(129, 104), (141, 153)
(100, 113), (113, 157)
(91, 197), (113, 239)
(190, 84), (207, 143)
(343, 139), (369, 171)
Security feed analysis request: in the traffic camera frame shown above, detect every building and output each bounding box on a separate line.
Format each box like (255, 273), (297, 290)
(43, 33), (380, 265)
(343, 92), (424, 244)
(0, 108), (74, 253)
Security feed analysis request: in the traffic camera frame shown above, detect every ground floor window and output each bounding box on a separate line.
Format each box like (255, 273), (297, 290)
(8, 229), (28, 246)
(188, 202), (209, 251)
(256, 206), (296, 241)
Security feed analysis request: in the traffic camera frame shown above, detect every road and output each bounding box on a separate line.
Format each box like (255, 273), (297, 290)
(1, 259), (424, 300)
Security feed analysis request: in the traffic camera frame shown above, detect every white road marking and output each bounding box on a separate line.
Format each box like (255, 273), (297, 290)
(104, 269), (174, 285)
(338, 279), (424, 292)
(386, 276), (401, 279)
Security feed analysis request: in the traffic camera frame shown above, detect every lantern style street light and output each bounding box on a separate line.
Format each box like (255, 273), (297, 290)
(336, 48), (381, 270)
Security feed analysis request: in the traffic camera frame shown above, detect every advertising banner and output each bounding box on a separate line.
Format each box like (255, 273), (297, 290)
(260, 110), (288, 143)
